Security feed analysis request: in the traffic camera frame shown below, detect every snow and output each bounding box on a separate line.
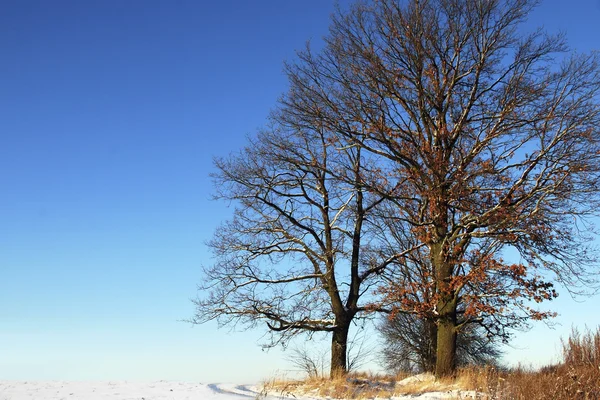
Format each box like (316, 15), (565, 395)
(396, 372), (436, 385)
(0, 380), (479, 399)
(0, 381), (267, 400)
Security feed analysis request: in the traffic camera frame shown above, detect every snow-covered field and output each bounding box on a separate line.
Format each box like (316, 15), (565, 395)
(0, 380), (473, 399)
(0, 381), (265, 400)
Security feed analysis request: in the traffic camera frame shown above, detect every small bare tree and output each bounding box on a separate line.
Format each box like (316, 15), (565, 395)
(380, 311), (502, 374)
(287, 325), (374, 378)
(288, 346), (329, 379)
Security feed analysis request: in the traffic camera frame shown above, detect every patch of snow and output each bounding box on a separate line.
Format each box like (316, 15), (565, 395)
(396, 372), (436, 385)
(392, 390), (482, 399)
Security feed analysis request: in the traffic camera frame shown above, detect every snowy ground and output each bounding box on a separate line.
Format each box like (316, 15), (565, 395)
(0, 381), (261, 400)
(0, 380), (475, 399)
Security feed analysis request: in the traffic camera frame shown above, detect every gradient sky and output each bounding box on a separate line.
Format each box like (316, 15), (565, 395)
(1, 0), (600, 383)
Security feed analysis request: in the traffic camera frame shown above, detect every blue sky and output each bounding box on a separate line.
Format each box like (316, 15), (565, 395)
(1, 0), (599, 383)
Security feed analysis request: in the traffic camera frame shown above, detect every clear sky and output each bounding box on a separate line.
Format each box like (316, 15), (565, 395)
(1, 0), (599, 383)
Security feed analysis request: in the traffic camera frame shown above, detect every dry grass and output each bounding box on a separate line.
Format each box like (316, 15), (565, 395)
(456, 364), (600, 399)
(458, 327), (600, 399)
(261, 371), (468, 399)
(261, 327), (600, 399)
(261, 373), (394, 399)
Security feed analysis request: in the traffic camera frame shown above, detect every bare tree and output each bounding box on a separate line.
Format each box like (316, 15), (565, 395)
(191, 118), (415, 376)
(288, 346), (329, 379)
(278, 0), (600, 377)
(287, 327), (373, 378)
(380, 311), (502, 374)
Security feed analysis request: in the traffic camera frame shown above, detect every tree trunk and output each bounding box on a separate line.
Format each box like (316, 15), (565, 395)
(330, 324), (349, 378)
(431, 241), (458, 378)
(435, 309), (457, 377)
(426, 319), (438, 373)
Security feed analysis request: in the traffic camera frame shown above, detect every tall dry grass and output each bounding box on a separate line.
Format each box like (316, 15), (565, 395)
(459, 326), (600, 399)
